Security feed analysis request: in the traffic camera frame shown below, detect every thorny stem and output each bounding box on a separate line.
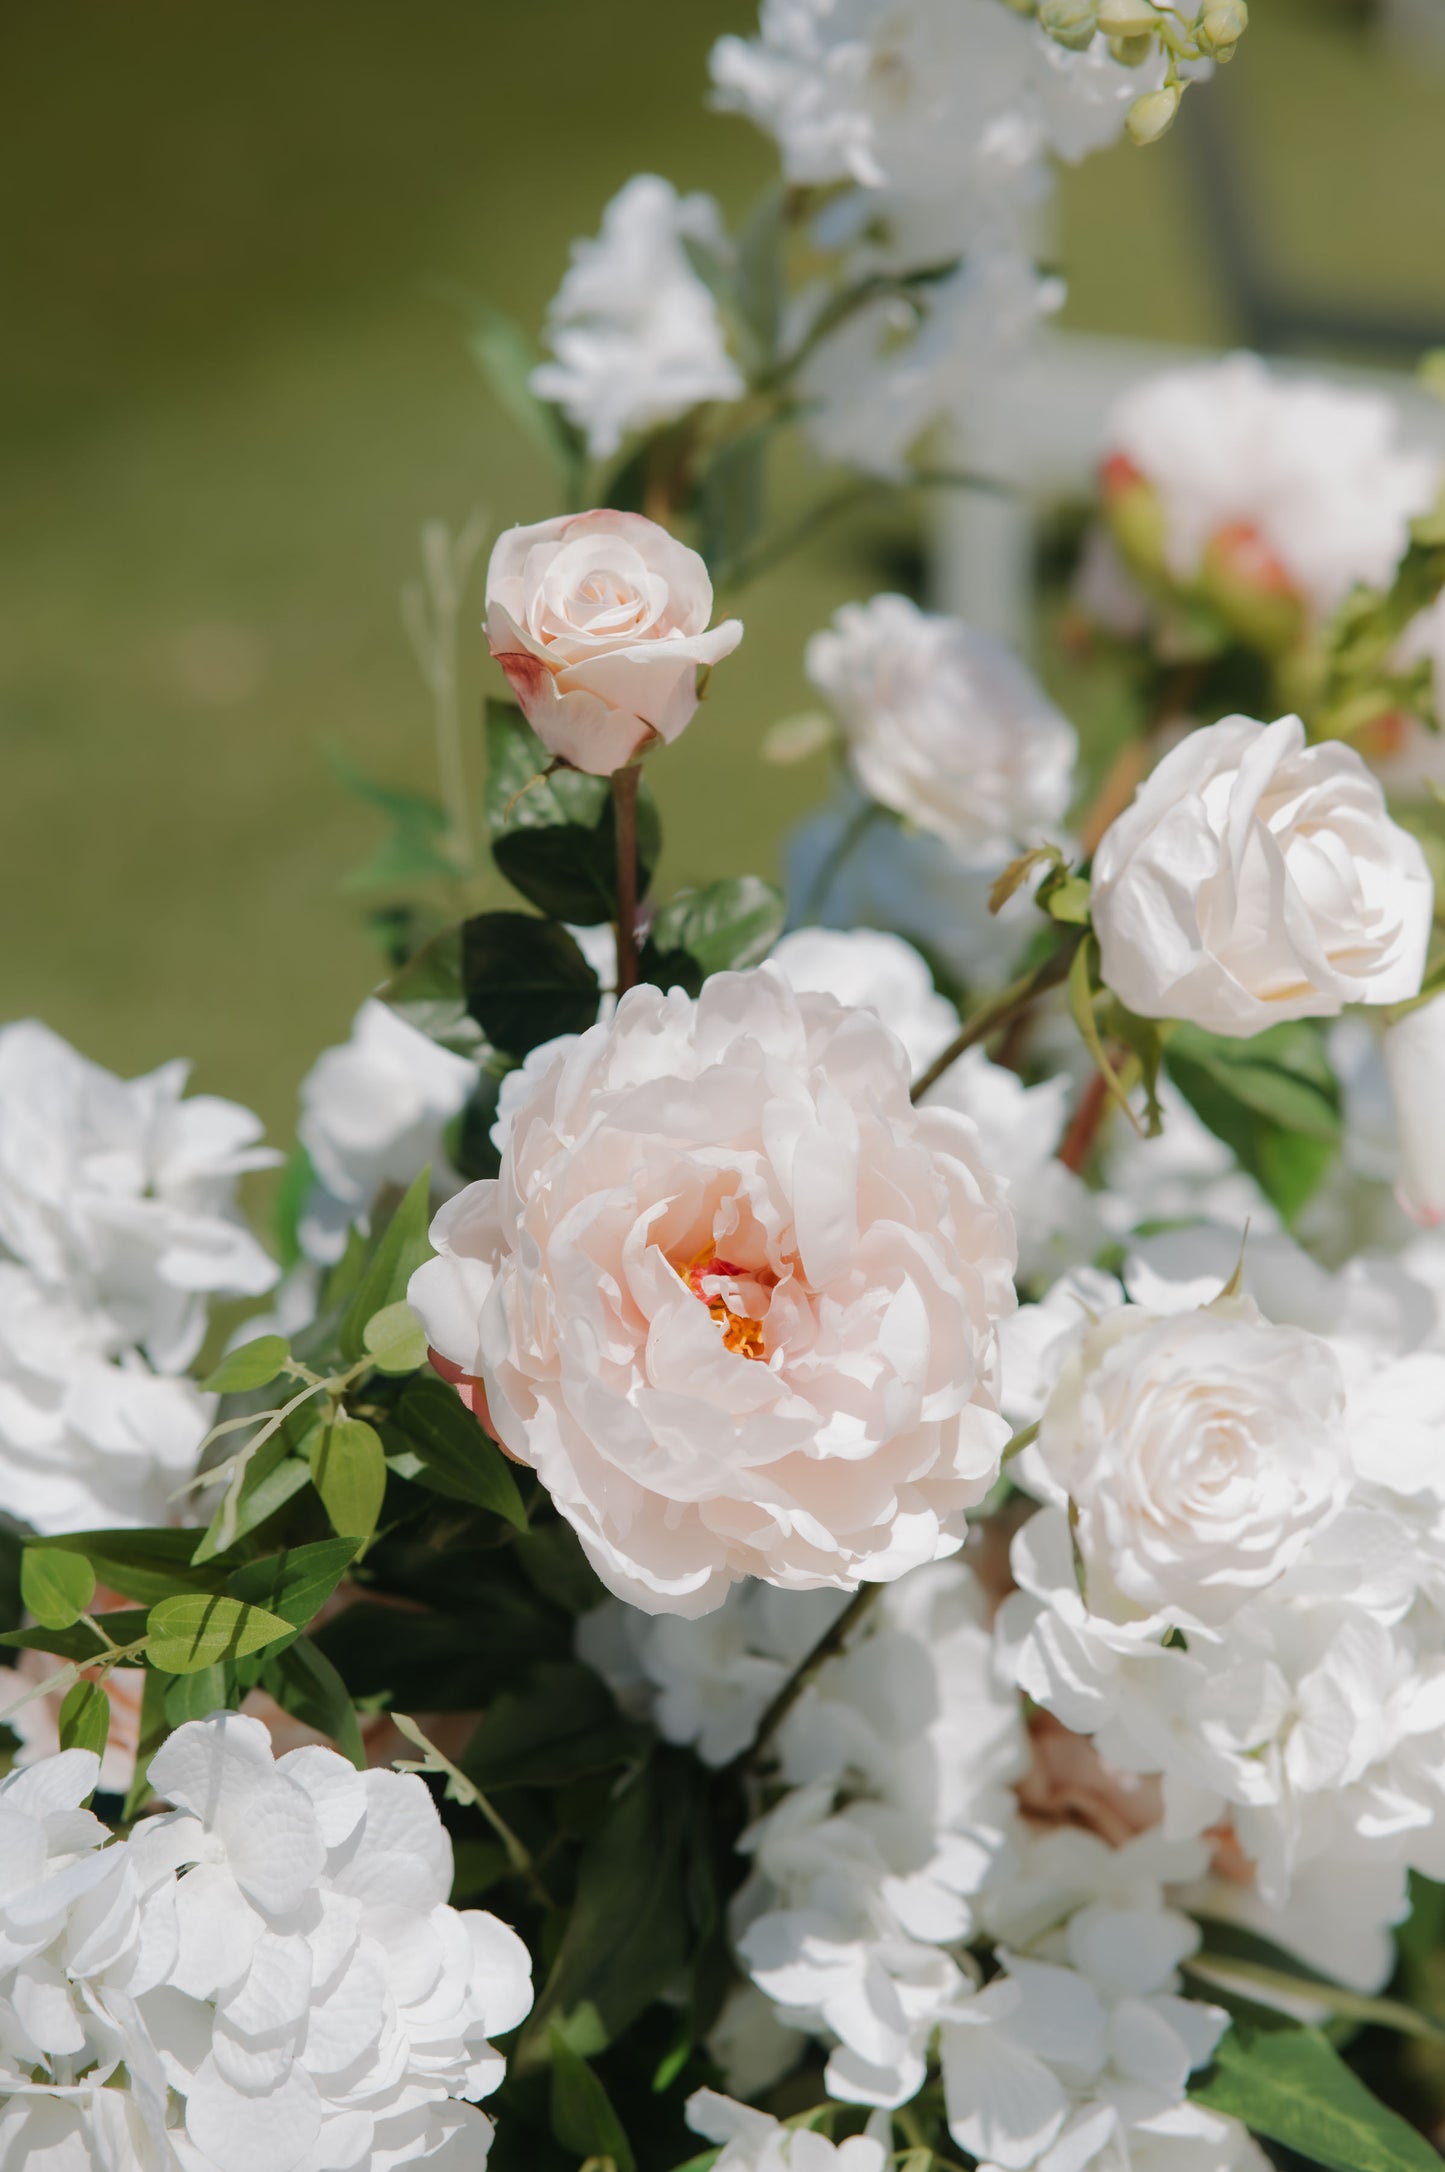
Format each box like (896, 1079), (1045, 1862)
(613, 765), (642, 997)
(731, 1583), (883, 1776)
(909, 936), (1082, 1105)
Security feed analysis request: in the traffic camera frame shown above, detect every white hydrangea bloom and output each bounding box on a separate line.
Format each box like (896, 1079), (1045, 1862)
(532, 174), (745, 461)
(687, 2088), (891, 2172)
(805, 596), (1077, 858)
(1107, 355), (1438, 625)
(297, 998), (477, 1266)
(0, 1021), (278, 1371)
(733, 1561), (1028, 2104)
(0, 1715), (534, 2172)
(0, 1263), (214, 1534)
(939, 1905), (1240, 2172)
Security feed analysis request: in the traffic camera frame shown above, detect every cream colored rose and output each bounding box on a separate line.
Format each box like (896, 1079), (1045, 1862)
(484, 509), (743, 776)
(1092, 714), (1432, 1036)
(1035, 1295), (1352, 1628)
(1384, 992), (1445, 1226)
(408, 967), (1017, 1616)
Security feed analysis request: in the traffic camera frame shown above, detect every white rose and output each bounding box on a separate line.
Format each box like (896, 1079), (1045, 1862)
(484, 509), (743, 776)
(532, 174), (745, 462)
(1091, 714), (1432, 1036)
(1034, 1294), (1352, 1627)
(805, 595), (1077, 861)
(409, 967), (1017, 1616)
(1384, 992), (1445, 1226)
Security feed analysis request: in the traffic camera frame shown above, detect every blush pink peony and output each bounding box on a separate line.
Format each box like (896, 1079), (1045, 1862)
(483, 508), (743, 776)
(408, 968), (1017, 1615)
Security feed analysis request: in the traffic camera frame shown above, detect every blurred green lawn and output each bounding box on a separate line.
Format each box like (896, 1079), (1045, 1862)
(2, 0), (1444, 1148)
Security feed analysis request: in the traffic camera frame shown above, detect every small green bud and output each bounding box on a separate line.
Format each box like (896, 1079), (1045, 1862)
(1126, 83), (1182, 145)
(1108, 32), (1155, 67)
(1039, 0), (1099, 49)
(1196, 0), (1247, 56)
(1097, 0), (1161, 34)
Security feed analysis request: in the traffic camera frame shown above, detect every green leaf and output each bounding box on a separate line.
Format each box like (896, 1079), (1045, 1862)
(0, 1610), (146, 1663)
(58, 1679), (111, 1761)
(468, 304), (587, 487)
(513, 1520), (606, 1615)
(375, 925), (488, 1059)
(259, 1634), (366, 1769)
(21, 1548), (96, 1630)
(461, 911), (602, 1060)
(122, 1665), (170, 1821)
(485, 704), (660, 926)
(695, 428), (769, 585)
(163, 1664), (229, 1726)
(30, 1528), (226, 1607)
(202, 1335), (290, 1396)
(515, 1752), (701, 2071)
(190, 1421), (315, 1565)
(462, 1661), (646, 1792)
(339, 1167), (435, 1362)
(549, 2031), (638, 2172)
(734, 185), (784, 372)
(226, 1538), (360, 1629)
(639, 877), (786, 997)
(389, 1376), (529, 1528)
(147, 1595), (294, 1676)
(1165, 1020), (1341, 1223)
(363, 1301), (429, 1375)
(1191, 2024), (1442, 2172)
(312, 1418), (387, 1542)
(445, 1072), (505, 1184)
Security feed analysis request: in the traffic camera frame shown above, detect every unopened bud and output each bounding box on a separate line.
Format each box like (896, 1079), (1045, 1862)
(1197, 0), (1247, 56)
(1098, 0), (1162, 34)
(1126, 83), (1182, 145)
(1108, 33), (1155, 67)
(1040, 0), (1099, 50)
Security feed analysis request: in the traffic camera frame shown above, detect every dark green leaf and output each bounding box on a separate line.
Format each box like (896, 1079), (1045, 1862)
(0, 1610), (146, 1662)
(340, 1167), (436, 1362)
(462, 1660), (647, 1792)
(312, 1417), (387, 1541)
(445, 1072), (505, 1183)
(0, 1523), (22, 1636)
(1166, 1021), (1341, 1223)
(226, 1538), (359, 1629)
(147, 1595), (293, 1676)
(376, 926), (489, 1060)
(191, 1424), (315, 1565)
(32, 1528), (226, 1607)
(1191, 2024), (1442, 2172)
(513, 1521), (607, 1615)
(485, 704), (660, 926)
(259, 1634), (366, 1769)
(21, 1548), (95, 1630)
(163, 1664), (229, 1726)
(461, 912), (601, 1061)
(390, 1376), (528, 1529)
(639, 877), (785, 996)
(549, 2031), (638, 2172)
(202, 1335), (290, 1396)
(122, 1666), (170, 1821)
(515, 1752), (701, 2070)
(58, 1679), (111, 1760)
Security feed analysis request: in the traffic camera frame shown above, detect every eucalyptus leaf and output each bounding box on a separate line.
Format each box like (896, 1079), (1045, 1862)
(226, 1538), (360, 1629)
(58, 1679), (111, 1760)
(339, 1166), (435, 1362)
(259, 1634), (366, 1769)
(363, 1301), (429, 1375)
(147, 1595), (294, 1676)
(202, 1335), (290, 1396)
(312, 1418), (387, 1542)
(21, 1548), (96, 1631)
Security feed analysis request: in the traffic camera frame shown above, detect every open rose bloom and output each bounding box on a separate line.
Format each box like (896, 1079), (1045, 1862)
(409, 967), (1017, 1615)
(483, 508), (743, 775)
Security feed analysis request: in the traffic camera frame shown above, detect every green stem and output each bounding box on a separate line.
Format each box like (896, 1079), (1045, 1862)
(909, 935), (1081, 1104)
(799, 796), (885, 926)
(613, 765), (642, 996)
(730, 1583), (882, 1775)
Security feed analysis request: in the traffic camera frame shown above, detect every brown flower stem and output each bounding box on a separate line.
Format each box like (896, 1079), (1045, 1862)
(1057, 1067), (1113, 1174)
(909, 935), (1082, 1105)
(730, 1583), (883, 1776)
(613, 765), (641, 997)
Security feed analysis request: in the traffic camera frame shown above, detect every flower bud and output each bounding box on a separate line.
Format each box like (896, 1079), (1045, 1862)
(1040, 0), (1100, 50)
(1197, 0), (1248, 58)
(1199, 521), (1304, 653)
(1098, 0), (1161, 34)
(1109, 33), (1155, 67)
(1101, 453), (1169, 581)
(1126, 84), (1181, 144)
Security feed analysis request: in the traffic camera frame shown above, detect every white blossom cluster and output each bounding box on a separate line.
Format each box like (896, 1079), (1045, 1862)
(0, 1023), (278, 1536)
(0, 1713), (532, 2172)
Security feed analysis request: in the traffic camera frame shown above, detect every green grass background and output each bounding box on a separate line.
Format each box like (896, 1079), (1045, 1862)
(3, 0), (1444, 1150)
